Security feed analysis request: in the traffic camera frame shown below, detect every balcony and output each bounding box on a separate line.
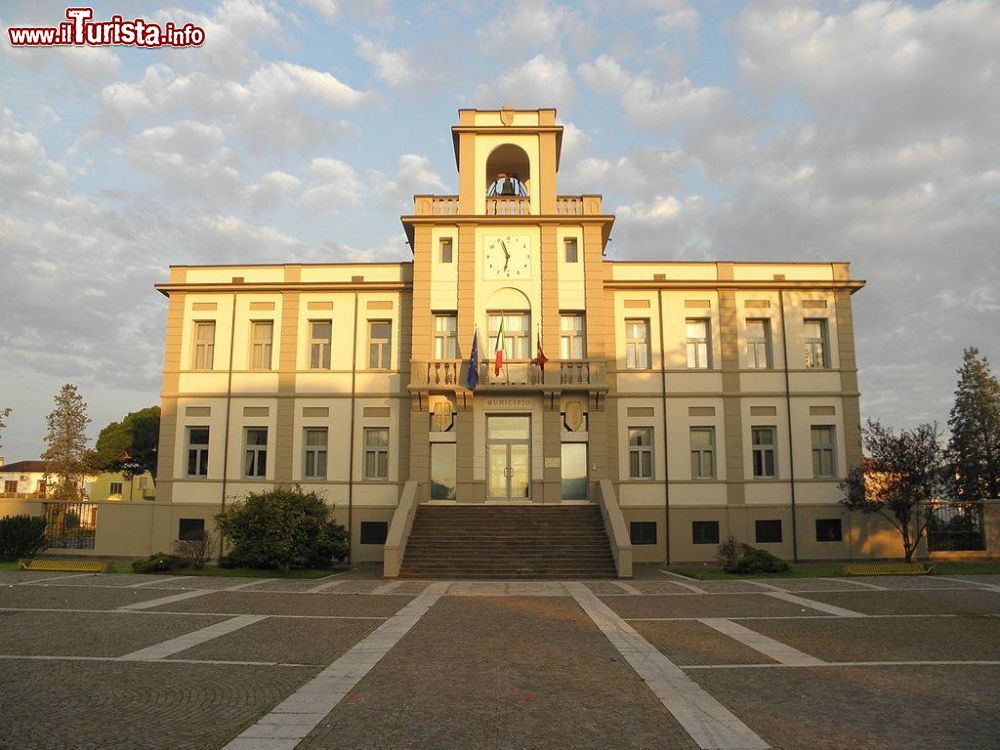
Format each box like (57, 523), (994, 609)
(486, 197), (530, 216)
(410, 195), (603, 216)
(410, 359), (607, 392)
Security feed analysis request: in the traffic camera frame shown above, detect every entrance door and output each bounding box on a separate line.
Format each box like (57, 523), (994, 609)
(486, 415), (531, 501)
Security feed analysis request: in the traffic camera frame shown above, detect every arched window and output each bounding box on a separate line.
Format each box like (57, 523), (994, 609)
(485, 144), (530, 198)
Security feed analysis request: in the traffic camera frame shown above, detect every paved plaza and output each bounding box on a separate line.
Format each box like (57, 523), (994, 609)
(1, 569), (999, 749)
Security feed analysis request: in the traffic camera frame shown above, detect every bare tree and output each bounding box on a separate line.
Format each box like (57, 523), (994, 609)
(41, 385), (92, 500)
(840, 419), (948, 562)
(0, 407), (10, 457)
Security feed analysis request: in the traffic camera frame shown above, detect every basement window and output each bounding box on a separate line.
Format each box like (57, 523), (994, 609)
(629, 521), (657, 545)
(360, 521), (388, 545)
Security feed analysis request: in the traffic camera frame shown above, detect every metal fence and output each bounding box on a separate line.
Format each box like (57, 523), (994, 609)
(43, 502), (97, 549)
(926, 502), (985, 552)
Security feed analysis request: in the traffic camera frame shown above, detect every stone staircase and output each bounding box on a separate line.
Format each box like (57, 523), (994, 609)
(398, 505), (617, 579)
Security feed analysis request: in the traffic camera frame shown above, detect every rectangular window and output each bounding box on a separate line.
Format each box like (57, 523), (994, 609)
(561, 442), (588, 500)
(186, 427), (209, 477)
(751, 426), (777, 479)
(433, 313), (458, 360)
(628, 427), (654, 480)
(745, 318), (772, 369)
(430, 443), (457, 500)
(755, 519), (782, 544)
(440, 237), (453, 264)
(178, 518), (205, 541)
(193, 321), (216, 370)
(364, 427), (389, 480)
(686, 318), (711, 368)
(625, 319), (650, 370)
(360, 521), (389, 545)
(811, 425), (837, 478)
(690, 427), (716, 479)
(4, 480), (17, 493)
(560, 313), (586, 360)
(692, 520), (720, 545)
(564, 238), (579, 263)
(368, 321), (392, 369)
(303, 427), (328, 480)
(816, 518), (843, 542)
(109, 482), (123, 495)
(630, 521), (657, 545)
(244, 427), (268, 478)
(804, 318), (829, 369)
(487, 312), (531, 360)
(250, 320), (273, 371)
(309, 320), (332, 370)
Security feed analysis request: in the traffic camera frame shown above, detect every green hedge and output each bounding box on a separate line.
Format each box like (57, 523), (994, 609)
(0, 515), (48, 561)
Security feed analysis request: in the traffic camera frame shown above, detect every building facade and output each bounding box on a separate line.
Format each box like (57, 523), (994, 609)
(152, 108), (866, 565)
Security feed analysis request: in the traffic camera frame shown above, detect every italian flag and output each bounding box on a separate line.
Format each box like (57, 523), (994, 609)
(493, 318), (505, 376)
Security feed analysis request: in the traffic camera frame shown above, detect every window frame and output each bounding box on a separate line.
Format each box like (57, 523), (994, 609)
(192, 320), (216, 371)
(430, 442), (457, 500)
(689, 426), (716, 480)
(804, 318), (830, 369)
(751, 425), (778, 479)
(624, 318), (650, 370)
(367, 320), (393, 370)
(249, 319), (274, 371)
(811, 425), (837, 478)
(559, 312), (586, 360)
(745, 318), (772, 369)
(309, 319), (333, 370)
(685, 318), (711, 369)
(627, 427), (654, 480)
(564, 237), (579, 263)
(363, 427), (390, 480)
(439, 237), (453, 264)
(186, 426), (210, 478)
(303, 427), (329, 480)
(692, 520), (720, 545)
(629, 521), (657, 545)
(487, 311), (531, 360)
(755, 519), (783, 544)
(109, 481), (124, 496)
(243, 427), (268, 479)
(433, 312), (458, 360)
(816, 518), (843, 542)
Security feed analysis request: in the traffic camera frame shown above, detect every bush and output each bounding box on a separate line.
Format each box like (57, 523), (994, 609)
(717, 535), (743, 570)
(171, 532), (216, 570)
(0, 515), (48, 561)
(216, 488), (348, 572)
(726, 546), (791, 575)
(132, 552), (190, 573)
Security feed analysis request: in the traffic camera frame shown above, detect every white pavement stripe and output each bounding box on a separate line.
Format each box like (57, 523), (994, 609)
(119, 590), (214, 611)
(742, 580), (786, 592)
(0, 653), (308, 667)
(828, 577), (886, 590)
(683, 660), (1000, 670)
(0, 606), (386, 620)
(226, 579), (274, 591)
(129, 576), (189, 588)
(934, 576), (1000, 593)
(612, 581), (642, 595)
(371, 580), (405, 595)
(764, 591), (867, 618)
(17, 573), (95, 585)
(305, 579), (344, 594)
(657, 571), (707, 594)
(698, 618), (825, 667)
(567, 582), (770, 750)
(119, 615), (266, 660)
(222, 581), (451, 750)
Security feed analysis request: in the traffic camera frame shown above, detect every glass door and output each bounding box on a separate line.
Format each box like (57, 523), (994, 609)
(486, 416), (531, 501)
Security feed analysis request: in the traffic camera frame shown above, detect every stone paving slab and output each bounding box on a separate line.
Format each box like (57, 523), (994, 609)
(630, 581), (707, 595)
(858, 575), (979, 590)
(632, 620), (777, 666)
(795, 589), (1000, 616)
(670, 579), (759, 593)
(145, 591), (412, 617)
(759, 578), (881, 593)
(952, 573), (1000, 585)
(299, 596), (699, 750)
(236, 578), (335, 593)
(690, 664), (1000, 750)
(0, 610), (227, 658)
(139, 575), (274, 590)
(0, 659), (313, 750)
(328, 580), (384, 594)
(749, 615), (1000, 663)
(583, 580), (628, 596)
(175, 617), (380, 666)
(604, 593), (833, 620)
(22, 573), (151, 588)
(0, 584), (182, 611)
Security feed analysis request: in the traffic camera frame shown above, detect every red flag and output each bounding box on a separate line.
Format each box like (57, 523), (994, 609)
(535, 337), (548, 372)
(493, 318), (505, 376)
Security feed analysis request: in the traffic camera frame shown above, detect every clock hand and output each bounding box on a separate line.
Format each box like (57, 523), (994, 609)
(500, 240), (510, 260)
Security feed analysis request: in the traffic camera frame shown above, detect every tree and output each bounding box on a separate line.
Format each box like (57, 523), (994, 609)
(0, 407), (10, 456)
(840, 419), (948, 563)
(41, 384), (92, 500)
(92, 406), (160, 479)
(948, 348), (1000, 501)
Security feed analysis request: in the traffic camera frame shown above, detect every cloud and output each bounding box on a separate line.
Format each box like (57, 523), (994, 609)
(475, 0), (590, 57)
(474, 54), (576, 110)
(354, 36), (423, 87)
(296, 0), (338, 22)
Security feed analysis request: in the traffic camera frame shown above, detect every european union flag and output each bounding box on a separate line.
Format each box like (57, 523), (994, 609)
(466, 331), (479, 390)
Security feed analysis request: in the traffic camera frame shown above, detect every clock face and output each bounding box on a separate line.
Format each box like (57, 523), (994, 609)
(485, 235), (531, 279)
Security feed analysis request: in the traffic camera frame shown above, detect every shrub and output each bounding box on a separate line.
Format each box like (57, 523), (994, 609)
(132, 552), (190, 573)
(216, 488), (348, 571)
(717, 535), (744, 570)
(171, 532), (216, 570)
(727, 546), (791, 575)
(0, 515), (48, 561)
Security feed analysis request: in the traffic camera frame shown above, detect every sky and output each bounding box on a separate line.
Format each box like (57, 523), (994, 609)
(0, 0), (998, 462)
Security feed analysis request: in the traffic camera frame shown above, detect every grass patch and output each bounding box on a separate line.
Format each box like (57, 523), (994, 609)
(0, 561), (20, 571)
(105, 560), (347, 578)
(929, 561), (1000, 576)
(669, 560), (1000, 579)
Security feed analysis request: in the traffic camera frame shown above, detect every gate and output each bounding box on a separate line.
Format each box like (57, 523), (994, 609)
(926, 502), (985, 552)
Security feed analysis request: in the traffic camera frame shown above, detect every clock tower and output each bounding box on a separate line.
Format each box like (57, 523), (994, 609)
(402, 108), (614, 505)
